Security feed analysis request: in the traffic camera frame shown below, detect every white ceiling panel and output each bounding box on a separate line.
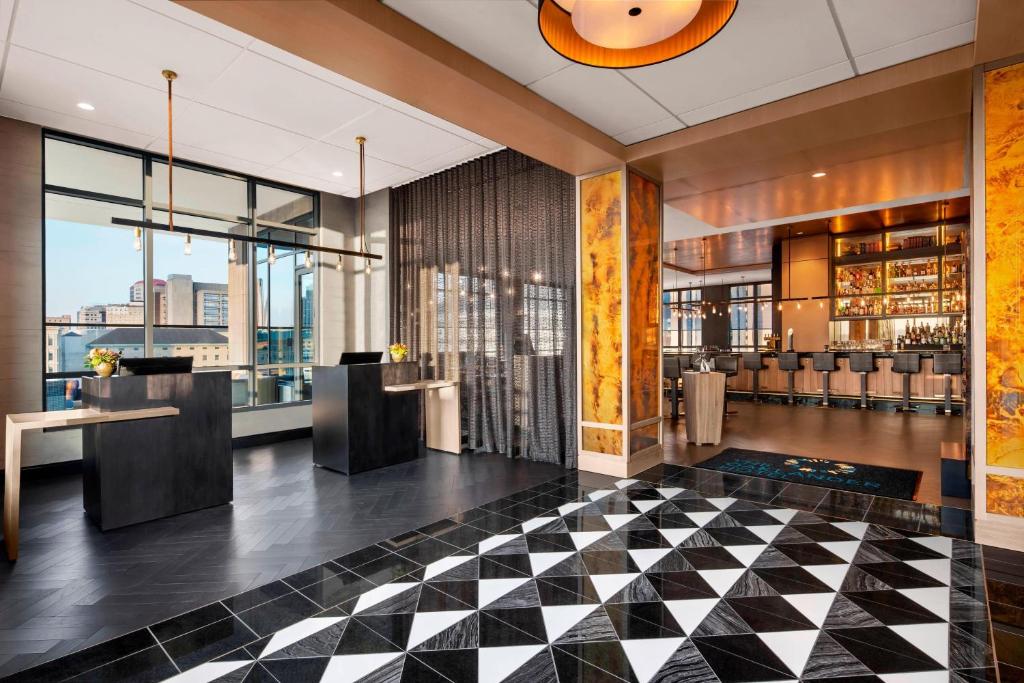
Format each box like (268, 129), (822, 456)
(681, 61), (854, 126)
(258, 167), (354, 199)
(530, 65), (671, 137)
(173, 101), (310, 167)
(127, 0), (252, 47)
(832, 0), (975, 64)
(145, 138), (268, 180)
(385, 0), (570, 85)
(411, 141), (491, 174)
(324, 105), (481, 168)
(0, 0), (14, 40)
(628, 0), (847, 117)
(202, 50), (378, 140)
(614, 117), (683, 145)
(0, 97), (155, 150)
(0, 46), (173, 139)
(853, 22), (975, 75)
(11, 0), (245, 99)
(273, 141), (408, 194)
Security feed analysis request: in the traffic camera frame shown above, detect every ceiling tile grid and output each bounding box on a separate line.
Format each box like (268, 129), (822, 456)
(0, 0), (500, 196)
(386, 0), (977, 145)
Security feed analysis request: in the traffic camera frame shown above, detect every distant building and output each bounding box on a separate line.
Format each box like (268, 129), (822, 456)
(104, 303), (144, 325)
(77, 305), (105, 325)
(88, 327), (229, 367)
(45, 315), (72, 373)
(129, 279), (167, 323)
(165, 274), (229, 326)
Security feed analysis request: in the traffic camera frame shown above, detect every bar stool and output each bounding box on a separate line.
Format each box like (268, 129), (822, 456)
(663, 355), (682, 419)
(849, 352), (877, 409)
(779, 352), (801, 405)
(742, 352), (766, 403)
(932, 353), (963, 416)
(812, 352), (837, 407)
(715, 355), (739, 416)
(892, 352), (921, 412)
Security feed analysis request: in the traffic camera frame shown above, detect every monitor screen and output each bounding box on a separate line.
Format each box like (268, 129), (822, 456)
(118, 356), (194, 376)
(339, 352), (383, 365)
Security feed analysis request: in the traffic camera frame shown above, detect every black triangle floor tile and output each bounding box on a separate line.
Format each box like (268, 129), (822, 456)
(691, 600), (754, 637)
(840, 566), (894, 592)
(259, 655), (330, 681)
(726, 595), (817, 632)
(646, 570), (718, 601)
(690, 634), (796, 682)
(553, 641), (639, 683)
(949, 620), (995, 670)
(487, 579), (542, 610)
(499, 644), (558, 683)
(428, 579), (479, 607)
(240, 661), (281, 683)
(752, 566), (833, 594)
(480, 607), (548, 646)
(553, 605), (618, 644)
(605, 574), (661, 605)
(822, 594), (884, 629)
(842, 590), (945, 625)
(650, 637), (719, 683)
(857, 561), (944, 589)
(349, 614), (413, 653)
(401, 652), (457, 681)
(723, 569), (779, 598)
(604, 602), (686, 640)
(646, 549), (696, 573)
(749, 546), (798, 568)
(536, 576), (602, 605)
(263, 619), (348, 659)
(827, 626), (945, 673)
(801, 630), (874, 680)
(679, 529), (722, 548)
(410, 648), (477, 681)
(950, 588), (989, 623)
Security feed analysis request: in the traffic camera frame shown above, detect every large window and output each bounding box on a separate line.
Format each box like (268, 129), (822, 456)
(729, 282), (772, 350)
(42, 133), (319, 410)
(663, 287), (703, 353)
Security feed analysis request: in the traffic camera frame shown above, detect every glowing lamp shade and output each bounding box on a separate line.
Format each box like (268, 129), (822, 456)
(540, 0), (736, 68)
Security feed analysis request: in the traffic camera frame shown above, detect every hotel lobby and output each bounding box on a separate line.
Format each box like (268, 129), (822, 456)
(1, 0), (1024, 681)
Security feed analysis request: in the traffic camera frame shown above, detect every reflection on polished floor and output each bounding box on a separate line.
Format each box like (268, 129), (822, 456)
(663, 401), (965, 507)
(7, 465), (995, 682)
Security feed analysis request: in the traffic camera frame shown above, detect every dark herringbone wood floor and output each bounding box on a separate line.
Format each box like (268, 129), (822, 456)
(0, 439), (563, 677)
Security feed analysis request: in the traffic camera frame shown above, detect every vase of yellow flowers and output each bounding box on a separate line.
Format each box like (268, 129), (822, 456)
(388, 342), (408, 363)
(85, 348), (121, 378)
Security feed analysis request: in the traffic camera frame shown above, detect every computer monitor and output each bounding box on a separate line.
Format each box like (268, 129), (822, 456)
(117, 356), (194, 376)
(339, 351), (383, 365)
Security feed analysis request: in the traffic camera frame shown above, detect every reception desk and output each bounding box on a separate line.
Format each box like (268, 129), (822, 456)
(81, 371), (233, 530)
(313, 362), (421, 474)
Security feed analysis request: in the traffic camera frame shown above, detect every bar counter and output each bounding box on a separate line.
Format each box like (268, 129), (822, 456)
(671, 351), (964, 404)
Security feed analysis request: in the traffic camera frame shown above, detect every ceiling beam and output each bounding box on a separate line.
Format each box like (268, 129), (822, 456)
(174, 0), (626, 176)
(974, 0), (1024, 65)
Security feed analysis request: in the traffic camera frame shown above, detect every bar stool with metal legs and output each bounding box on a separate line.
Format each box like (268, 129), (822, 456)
(779, 352), (801, 405)
(715, 354), (739, 416)
(663, 355), (682, 419)
(812, 352), (838, 407)
(849, 352), (877, 409)
(892, 352), (921, 412)
(932, 353), (963, 415)
(742, 352), (766, 403)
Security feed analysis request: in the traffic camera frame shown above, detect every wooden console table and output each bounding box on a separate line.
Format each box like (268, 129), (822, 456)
(4, 406), (179, 561)
(383, 380), (461, 454)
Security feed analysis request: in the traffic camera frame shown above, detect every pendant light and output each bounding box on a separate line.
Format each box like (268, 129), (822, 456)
(356, 136), (372, 276)
(228, 239), (237, 263)
(336, 255), (343, 272)
(304, 250), (313, 269)
(539, 0), (737, 69)
(133, 226), (142, 252)
(160, 69), (188, 259)
(183, 234), (192, 256)
(268, 245), (276, 266)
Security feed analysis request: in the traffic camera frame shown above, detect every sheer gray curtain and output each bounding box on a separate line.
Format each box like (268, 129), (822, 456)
(390, 149), (576, 468)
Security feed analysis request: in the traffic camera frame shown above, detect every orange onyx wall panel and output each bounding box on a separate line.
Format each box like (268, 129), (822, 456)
(628, 171), (661, 425)
(580, 170), (623, 455)
(985, 62), (1024, 478)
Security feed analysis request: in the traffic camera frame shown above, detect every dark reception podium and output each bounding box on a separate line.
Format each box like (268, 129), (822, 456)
(80, 371), (232, 530)
(312, 362), (421, 474)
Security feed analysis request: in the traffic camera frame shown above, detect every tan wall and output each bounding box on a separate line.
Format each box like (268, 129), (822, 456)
(0, 117), (43, 467)
(780, 234), (830, 350)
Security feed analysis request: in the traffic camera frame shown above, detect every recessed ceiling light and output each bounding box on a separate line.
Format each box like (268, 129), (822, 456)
(332, 171), (343, 177)
(76, 102), (95, 111)
(811, 171), (827, 178)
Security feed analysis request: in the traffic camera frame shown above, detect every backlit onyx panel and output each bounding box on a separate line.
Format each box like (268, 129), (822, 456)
(987, 474), (1024, 517)
(628, 171), (661, 425)
(985, 62), (1024, 479)
(580, 170), (623, 456)
(582, 426), (622, 457)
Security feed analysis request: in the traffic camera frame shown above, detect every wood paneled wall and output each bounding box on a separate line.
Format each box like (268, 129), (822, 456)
(0, 118), (42, 468)
(780, 234), (830, 351)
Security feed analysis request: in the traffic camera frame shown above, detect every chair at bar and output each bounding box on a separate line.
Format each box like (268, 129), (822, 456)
(812, 352), (838, 407)
(663, 354), (682, 419)
(714, 354), (739, 417)
(849, 352), (877, 409)
(932, 353), (962, 416)
(892, 352), (921, 412)
(742, 352), (766, 403)
(778, 352), (801, 405)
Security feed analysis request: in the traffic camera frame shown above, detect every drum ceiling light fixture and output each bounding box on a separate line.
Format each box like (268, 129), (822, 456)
(538, 0), (737, 68)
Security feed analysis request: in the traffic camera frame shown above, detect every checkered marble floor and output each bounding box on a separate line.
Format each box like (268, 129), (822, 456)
(168, 472), (993, 683)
